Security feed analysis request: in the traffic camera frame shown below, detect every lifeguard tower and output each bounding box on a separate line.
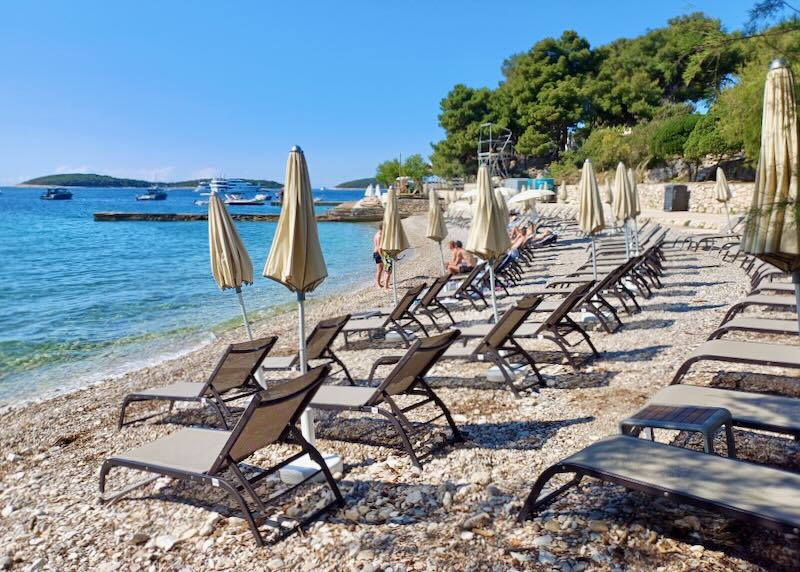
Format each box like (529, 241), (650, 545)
(477, 123), (514, 178)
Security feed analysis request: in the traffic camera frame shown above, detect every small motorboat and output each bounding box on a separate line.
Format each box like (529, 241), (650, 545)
(136, 186), (168, 201)
(224, 193), (268, 206)
(40, 187), (73, 200)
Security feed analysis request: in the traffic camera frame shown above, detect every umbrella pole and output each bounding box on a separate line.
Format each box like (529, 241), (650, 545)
(439, 241), (446, 274)
(632, 219), (640, 255)
(488, 264), (499, 323)
(590, 236), (598, 281)
(794, 272), (800, 338)
(297, 292), (315, 444)
(392, 257), (398, 306)
(723, 202), (733, 233)
(235, 287), (254, 341)
(623, 221), (630, 260)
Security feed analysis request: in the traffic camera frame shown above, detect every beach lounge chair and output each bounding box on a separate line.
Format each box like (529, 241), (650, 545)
(669, 339), (800, 385)
(459, 283), (599, 371)
(518, 435), (800, 534)
(118, 336), (277, 430)
(415, 274), (457, 329)
(443, 295), (546, 397)
(645, 384), (800, 439)
(708, 317), (799, 339)
(446, 262), (490, 310)
(341, 283), (429, 347)
(310, 330), (464, 468)
(719, 294), (796, 325)
(261, 315), (353, 384)
(100, 365), (345, 546)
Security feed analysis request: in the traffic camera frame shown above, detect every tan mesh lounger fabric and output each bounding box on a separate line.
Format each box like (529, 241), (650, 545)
(133, 382), (213, 399)
(520, 435), (800, 530)
(113, 428), (230, 474)
(687, 339), (800, 364)
(710, 317), (799, 338)
(310, 385), (374, 408)
(261, 355), (296, 369)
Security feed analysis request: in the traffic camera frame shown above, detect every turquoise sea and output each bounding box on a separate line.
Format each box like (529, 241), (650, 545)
(0, 186), (374, 406)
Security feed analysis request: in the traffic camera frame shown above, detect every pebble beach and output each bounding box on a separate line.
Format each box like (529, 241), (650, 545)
(1, 213), (799, 572)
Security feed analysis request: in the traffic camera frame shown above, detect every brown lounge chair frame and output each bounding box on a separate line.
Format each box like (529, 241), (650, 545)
(446, 295), (546, 398)
(262, 315), (354, 384)
(707, 317), (799, 340)
(118, 336), (277, 430)
(669, 339), (800, 385)
(312, 330), (464, 468)
(719, 294), (796, 325)
(518, 435), (800, 534)
(449, 262), (489, 310)
(342, 283), (429, 347)
(415, 274), (457, 330)
(100, 366), (345, 546)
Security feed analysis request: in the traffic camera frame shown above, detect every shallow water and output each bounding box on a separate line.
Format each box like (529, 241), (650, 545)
(0, 186), (375, 404)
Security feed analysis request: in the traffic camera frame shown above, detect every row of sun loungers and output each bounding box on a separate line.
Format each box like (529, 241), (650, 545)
(100, 218), (800, 548)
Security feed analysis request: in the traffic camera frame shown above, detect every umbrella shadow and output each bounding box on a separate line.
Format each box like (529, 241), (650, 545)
(602, 345), (670, 362)
(644, 302), (728, 313)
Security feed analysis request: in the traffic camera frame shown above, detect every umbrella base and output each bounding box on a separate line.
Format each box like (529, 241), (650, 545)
(486, 363), (527, 383)
(385, 330), (416, 343)
(279, 453), (343, 485)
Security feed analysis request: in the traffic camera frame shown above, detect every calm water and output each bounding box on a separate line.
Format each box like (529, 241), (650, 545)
(0, 186), (374, 405)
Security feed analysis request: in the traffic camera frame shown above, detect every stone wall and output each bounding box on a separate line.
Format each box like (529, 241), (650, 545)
(559, 181), (753, 215)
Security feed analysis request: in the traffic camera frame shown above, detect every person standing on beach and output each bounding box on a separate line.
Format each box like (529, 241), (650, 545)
(373, 224), (385, 288)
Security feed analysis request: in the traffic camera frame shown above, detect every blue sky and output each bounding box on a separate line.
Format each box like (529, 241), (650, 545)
(0, 1), (754, 186)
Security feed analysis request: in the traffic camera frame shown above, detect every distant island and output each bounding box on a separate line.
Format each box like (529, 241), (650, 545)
(336, 177), (376, 189)
(21, 173), (282, 188)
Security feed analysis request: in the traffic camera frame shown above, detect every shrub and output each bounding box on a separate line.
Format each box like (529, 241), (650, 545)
(650, 114), (701, 159)
(683, 111), (740, 161)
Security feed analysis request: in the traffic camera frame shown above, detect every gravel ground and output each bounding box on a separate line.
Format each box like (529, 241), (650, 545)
(1, 213), (798, 572)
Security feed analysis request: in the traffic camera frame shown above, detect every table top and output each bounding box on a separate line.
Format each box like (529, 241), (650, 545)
(622, 404), (731, 431)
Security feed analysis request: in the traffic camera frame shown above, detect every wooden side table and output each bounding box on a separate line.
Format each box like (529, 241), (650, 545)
(620, 404), (736, 457)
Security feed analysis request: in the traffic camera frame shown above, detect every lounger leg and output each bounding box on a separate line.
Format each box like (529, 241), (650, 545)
(518, 465), (583, 521)
(725, 424), (737, 458)
(420, 381), (464, 443)
(117, 397), (134, 430)
(216, 478), (266, 546)
(327, 351), (355, 385)
(669, 357), (699, 385)
(376, 407), (423, 469)
(703, 432), (715, 454)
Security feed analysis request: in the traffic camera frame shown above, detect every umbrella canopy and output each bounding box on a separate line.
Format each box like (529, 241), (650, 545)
(494, 189), (510, 227)
(558, 181), (568, 202)
(508, 187), (556, 204)
(714, 167), (732, 203)
(466, 165), (511, 260)
(380, 187), (410, 256)
(426, 189), (447, 243)
(612, 162), (634, 223)
(209, 192), (255, 339)
(741, 61), (800, 273)
(577, 159), (605, 236)
(209, 193), (254, 290)
(263, 148), (328, 292)
(627, 168), (641, 217)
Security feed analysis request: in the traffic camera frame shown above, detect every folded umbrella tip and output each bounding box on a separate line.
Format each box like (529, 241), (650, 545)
(770, 59), (787, 70)
(291, 145), (303, 153)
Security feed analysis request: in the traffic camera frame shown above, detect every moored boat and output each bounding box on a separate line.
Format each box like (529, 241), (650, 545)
(136, 186), (167, 201)
(40, 187), (73, 200)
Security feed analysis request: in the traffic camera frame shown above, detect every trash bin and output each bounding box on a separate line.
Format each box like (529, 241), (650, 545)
(663, 184), (689, 211)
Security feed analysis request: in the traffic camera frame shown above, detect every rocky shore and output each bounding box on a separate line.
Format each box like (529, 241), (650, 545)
(1, 214), (798, 571)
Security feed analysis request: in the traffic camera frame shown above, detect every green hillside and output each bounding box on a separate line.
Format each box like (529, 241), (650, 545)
(336, 177), (376, 189)
(22, 173), (282, 188)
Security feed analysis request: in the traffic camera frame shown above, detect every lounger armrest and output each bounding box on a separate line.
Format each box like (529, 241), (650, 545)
(368, 355), (403, 383)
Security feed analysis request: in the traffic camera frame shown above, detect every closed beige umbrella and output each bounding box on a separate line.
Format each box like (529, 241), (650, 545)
(558, 181), (568, 202)
(576, 159), (605, 280)
(714, 167), (734, 232)
(612, 162), (634, 258)
(264, 146), (329, 444)
(741, 60), (800, 335)
(209, 193), (254, 340)
(426, 189), (448, 271)
(495, 189), (510, 228)
(627, 167), (641, 255)
(466, 165), (511, 322)
(380, 187), (410, 305)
